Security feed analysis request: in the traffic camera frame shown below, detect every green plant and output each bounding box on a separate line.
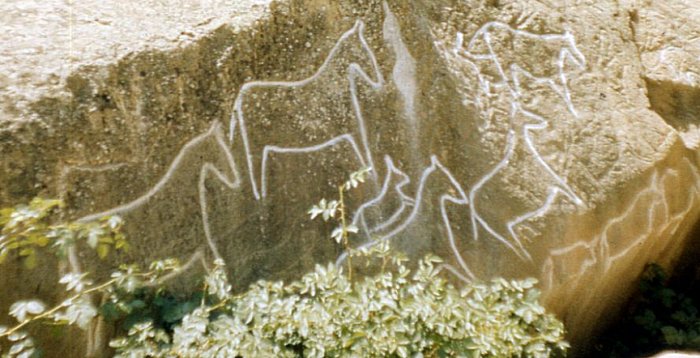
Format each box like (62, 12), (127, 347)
(0, 197), (127, 268)
(1, 169), (569, 357)
(308, 166), (371, 280)
(634, 264), (700, 348)
(100, 282), (204, 334)
(0, 197), (128, 357)
(0, 257), (185, 357)
(107, 167), (568, 357)
(109, 246), (568, 357)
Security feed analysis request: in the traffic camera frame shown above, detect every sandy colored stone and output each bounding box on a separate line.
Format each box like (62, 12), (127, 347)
(0, 0), (271, 124)
(1, 0), (699, 356)
(630, 0), (700, 150)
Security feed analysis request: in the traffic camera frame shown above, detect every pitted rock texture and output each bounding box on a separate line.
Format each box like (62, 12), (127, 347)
(0, 0), (271, 125)
(631, 0), (700, 150)
(1, 0), (699, 356)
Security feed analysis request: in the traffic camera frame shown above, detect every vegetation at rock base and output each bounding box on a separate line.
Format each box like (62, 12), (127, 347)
(0, 227), (570, 358)
(0, 197), (129, 357)
(0, 167), (569, 357)
(106, 247), (568, 357)
(0, 197), (127, 268)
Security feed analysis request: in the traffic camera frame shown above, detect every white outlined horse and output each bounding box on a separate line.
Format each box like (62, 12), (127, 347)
(468, 104), (584, 262)
(349, 155), (414, 240)
(455, 21), (586, 116)
(453, 23), (586, 261)
(338, 155), (474, 280)
(230, 20), (384, 200)
(59, 123), (239, 357)
(72, 121), (240, 262)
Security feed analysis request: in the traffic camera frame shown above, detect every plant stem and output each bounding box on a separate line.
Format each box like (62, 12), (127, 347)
(0, 278), (117, 339)
(0, 268), (173, 339)
(338, 185), (352, 282)
(381, 254), (387, 275)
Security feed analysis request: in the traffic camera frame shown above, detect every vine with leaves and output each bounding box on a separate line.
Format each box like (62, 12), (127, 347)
(0, 169), (569, 357)
(0, 198), (129, 357)
(308, 166), (371, 281)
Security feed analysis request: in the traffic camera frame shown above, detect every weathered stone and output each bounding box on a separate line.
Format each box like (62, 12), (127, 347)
(631, 0), (700, 150)
(1, 0), (699, 356)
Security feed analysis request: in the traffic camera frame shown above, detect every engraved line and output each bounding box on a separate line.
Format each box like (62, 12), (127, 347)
(231, 20), (384, 199)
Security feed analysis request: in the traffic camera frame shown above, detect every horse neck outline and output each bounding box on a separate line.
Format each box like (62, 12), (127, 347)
(230, 19), (385, 200)
(338, 155), (473, 281)
(71, 121), (240, 265)
(350, 155), (414, 237)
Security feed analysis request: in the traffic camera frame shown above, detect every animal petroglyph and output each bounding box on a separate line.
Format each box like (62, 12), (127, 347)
(338, 155), (474, 280)
(455, 22), (586, 261)
(230, 20), (384, 199)
(55, 16), (600, 292)
(542, 158), (700, 291)
(349, 155), (414, 240)
(68, 121), (240, 263)
(468, 105), (584, 261)
(455, 21), (586, 116)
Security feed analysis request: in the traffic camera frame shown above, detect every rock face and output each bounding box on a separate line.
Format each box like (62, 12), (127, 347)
(1, 0), (699, 355)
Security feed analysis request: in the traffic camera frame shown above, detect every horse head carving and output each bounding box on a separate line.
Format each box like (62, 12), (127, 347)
(230, 20), (384, 199)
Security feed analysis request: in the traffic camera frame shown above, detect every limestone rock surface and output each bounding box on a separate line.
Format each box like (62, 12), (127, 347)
(1, 0), (699, 356)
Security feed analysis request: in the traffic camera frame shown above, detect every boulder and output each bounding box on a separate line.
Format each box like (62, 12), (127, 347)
(1, 0), (699, 355)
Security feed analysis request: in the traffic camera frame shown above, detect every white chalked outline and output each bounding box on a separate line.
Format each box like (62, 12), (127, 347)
(56, 18), (597, 289)
(337, 155), (475, 280)
(454, 22), (586, 260)
(545, 172), (662, 287)
(61, 18), (387, 280)
(467, 103), (584, 261)
(58, 163), (129, 203)
(259, 134), (366, 198)
(349, 155), (415, 238)
(71, 121), (241, 261)
(454, 21), (586, 116)
(542, 157), (700, 291)
(230, 19), (385, 200)
(605, 159), (699, 268)
(60, 122), (240, 355)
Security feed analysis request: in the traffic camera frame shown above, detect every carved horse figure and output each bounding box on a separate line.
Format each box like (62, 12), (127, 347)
(74, 121), (240, 262)
(338, 156), (473, 280)
(455, 21), (586, 116)
(468, 105), (583, 262)
(453, 23), (586, 261)
(60, 122), (239, 357)
(349, 155), (414, 240)
(230, 20), (384, 199)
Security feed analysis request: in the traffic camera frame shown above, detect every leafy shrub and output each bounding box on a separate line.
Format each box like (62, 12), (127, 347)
(0, 197), (127, 268)
(100, 284), (204, 334)
(1, 170), (569, 357)
(0, 256), (185, 357)
(0, 198), (127, 357)
(108, 245), (568, 357)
